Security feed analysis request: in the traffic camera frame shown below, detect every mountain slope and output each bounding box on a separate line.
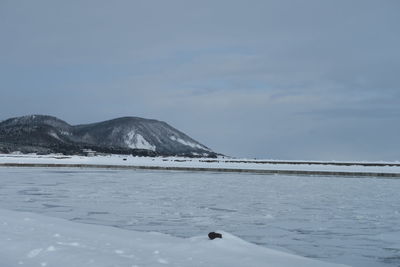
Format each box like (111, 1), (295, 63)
(0, 115), (216, 157)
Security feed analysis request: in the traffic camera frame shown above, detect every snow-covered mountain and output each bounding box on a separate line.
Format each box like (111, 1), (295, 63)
(0, 115), (217, 157)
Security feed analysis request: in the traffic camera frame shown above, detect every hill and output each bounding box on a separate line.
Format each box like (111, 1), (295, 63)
(0, 115), (217, 157)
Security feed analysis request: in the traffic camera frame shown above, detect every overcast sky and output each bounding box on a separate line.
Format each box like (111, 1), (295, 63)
(1, 0), (399, 160)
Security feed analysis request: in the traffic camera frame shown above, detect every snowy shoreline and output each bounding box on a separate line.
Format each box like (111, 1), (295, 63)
(0, 208), (348, 267)
(1, 153), (400, 177)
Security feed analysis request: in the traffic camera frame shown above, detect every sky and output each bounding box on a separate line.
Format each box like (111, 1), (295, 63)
(1, 0), (399, 161)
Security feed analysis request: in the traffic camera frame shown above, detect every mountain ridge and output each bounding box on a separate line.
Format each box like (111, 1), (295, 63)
(0, 115), (217, 157)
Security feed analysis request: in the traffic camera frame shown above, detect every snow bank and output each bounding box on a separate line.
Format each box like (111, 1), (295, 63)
(1, 153), (400, 176)
(0, 209), (347, 267)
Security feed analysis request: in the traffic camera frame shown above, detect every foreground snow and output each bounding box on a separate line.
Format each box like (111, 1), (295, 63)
(1, 153), (400, 175)
(0, 209), (347, 267)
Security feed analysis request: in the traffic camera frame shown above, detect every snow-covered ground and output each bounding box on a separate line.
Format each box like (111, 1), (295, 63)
(1, 167), (399, 266)
(0, 208), (346, 267)
(1, 153), (400, 175)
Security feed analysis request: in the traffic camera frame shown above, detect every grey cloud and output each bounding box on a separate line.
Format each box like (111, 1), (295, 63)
(1, 0), (399, 160)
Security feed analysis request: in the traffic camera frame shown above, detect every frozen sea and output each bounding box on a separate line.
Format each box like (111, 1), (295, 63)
(0, 167), (399, 267)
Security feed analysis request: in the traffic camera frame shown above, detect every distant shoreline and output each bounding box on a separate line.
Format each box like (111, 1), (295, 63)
(1, 162), (400, 178)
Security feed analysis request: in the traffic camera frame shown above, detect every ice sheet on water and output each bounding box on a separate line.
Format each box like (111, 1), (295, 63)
(0, 167), (399, 266)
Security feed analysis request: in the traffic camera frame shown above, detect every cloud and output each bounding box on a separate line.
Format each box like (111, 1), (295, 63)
(0, 0), (399, 160)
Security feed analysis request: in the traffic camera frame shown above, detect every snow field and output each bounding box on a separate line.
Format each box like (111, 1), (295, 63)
(0, 209), (347, 267)
(1, 153), (400, 175)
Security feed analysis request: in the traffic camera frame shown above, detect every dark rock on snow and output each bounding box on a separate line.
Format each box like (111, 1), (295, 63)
(208, 232), (223, 240)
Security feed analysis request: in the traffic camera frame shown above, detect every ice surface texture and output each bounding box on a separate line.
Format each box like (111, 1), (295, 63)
(0, 167), (399, 266)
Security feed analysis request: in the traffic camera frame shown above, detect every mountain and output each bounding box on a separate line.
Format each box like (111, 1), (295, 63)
(0, 115), (217, 157)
